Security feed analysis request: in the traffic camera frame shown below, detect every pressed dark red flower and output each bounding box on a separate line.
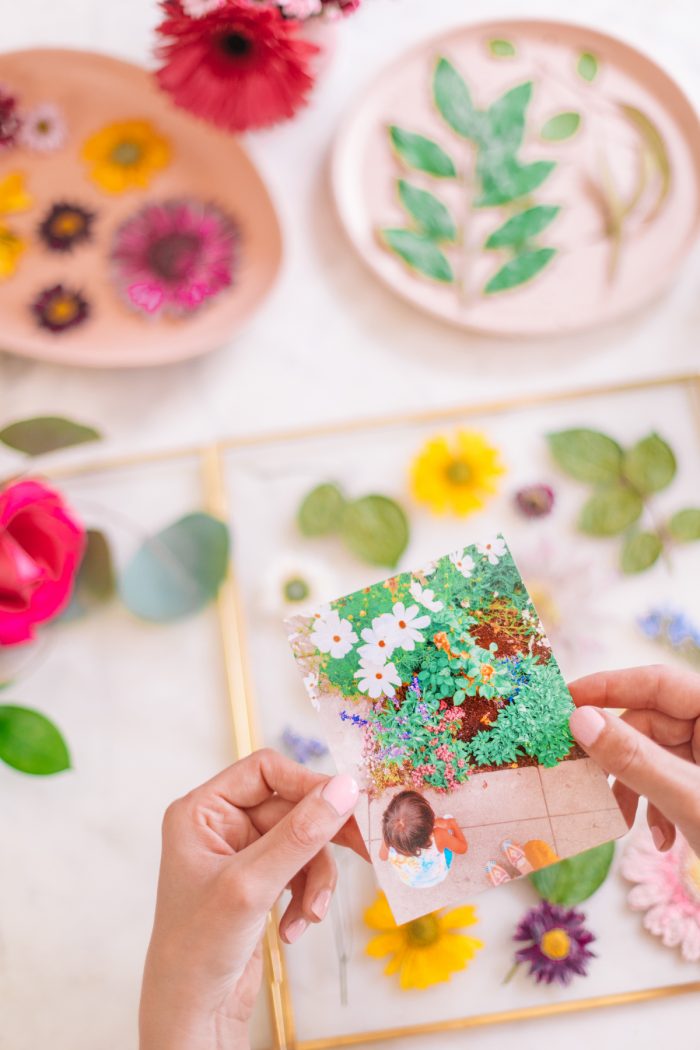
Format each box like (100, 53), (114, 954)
(514, 483), (555, 518)
(0, 88), (21, 149)
(31, 284), (90, 333)
(38, 202), (95, 252)
(513, 901), (596, 986)
(155, 0), (319, 132)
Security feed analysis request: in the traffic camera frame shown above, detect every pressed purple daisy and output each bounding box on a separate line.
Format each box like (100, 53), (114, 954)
(513, 900), (596, 985)
(38, 202), (95, 253)
(31, 284), (90, 334)
(514, 483), (555, 519)
(0, 88), (21, 149)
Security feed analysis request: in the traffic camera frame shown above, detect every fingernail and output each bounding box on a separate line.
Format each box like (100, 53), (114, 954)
(285, 918), (307, 944)
(322, 774), (359, 816)
(569, 707), (605, 747)
(651, 825), (666, 851)
(311, 889), (332, 920)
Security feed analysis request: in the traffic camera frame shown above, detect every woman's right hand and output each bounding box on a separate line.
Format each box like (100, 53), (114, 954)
(569, 665), (700, 855)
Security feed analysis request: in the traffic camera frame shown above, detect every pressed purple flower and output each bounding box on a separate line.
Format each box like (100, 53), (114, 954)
(514, 483), (555, 519)
(281, 726), (328, 764)
(31, 284), (90, 334)
(0, 88), (21, 149)
(38, 202), (95, 253)
(513, 901), (595, 985)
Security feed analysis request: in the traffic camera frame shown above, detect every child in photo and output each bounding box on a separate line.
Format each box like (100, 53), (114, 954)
(379, 789), (467, 889)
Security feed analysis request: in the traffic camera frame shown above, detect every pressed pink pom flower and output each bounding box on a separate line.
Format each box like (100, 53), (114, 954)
(622, 830), (700, 962)
(0, 87), (21, 149)
(19, 102), (67, 153)
(110, 198), (240, 317)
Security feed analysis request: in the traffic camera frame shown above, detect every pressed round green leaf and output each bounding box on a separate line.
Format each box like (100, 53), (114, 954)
(397, 180), (457, 242)
(298, 483), (346, 537)
(579, 485), (643, 536)
(0, 415), (101, 456)
(120, 512), (230, 622)
(541, 111), (581, 141)
(484, 206), (560, 249)
(341, 495), (409, 568)
(622, 433), (676, 494)
(577, 52), (598, 82)
(621, 531), (663, 574)
(388, 126), (457, 177)
(488, 38), (516, 58)
(433, 57), (481, 141)
(381, 229), (454, 283)
(0, 705), (71, 775)
(475, 158), (556, 208)
(484, 247), (556, 294)
(547, 429), (623, 484)
(669, 507), (700, 542)
(530, 841), (615, 905)
(62, 529), (117, 621)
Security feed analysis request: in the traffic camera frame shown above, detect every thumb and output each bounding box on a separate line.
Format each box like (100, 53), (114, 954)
(569, 706), (699, 833)
(240, 774), (359, 910)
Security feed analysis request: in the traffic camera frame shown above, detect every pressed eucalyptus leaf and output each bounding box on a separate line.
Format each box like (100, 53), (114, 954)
(483, 81), (533, 154)
(547, 429), (623, 484)
(388, 126), (457, 177)
(489, 39), (516, 57)
(397, 180), (457, 242)
(484, 205), (560, 249)
(433, 57), (481, 141)
(541, 112), (581, 141)
(622, 433), (676, 494)
(341, 495), (409, 568)
(621, 531), (663, 574)
(298, 483), (346, 537)
(484, 247), (556, 294)
(530, 841), (615, 905)
(577, 52), (598, 82)
(381, 229), (455, 282)
(475, 157), (556, 207)
(579, 485), (643, 536)
(62, 529), (116, 621)
(0, 705), (71, 775)
(669, 508), (700, 542)
(120, 512), (230, 622)
(0, 415), (101, 456)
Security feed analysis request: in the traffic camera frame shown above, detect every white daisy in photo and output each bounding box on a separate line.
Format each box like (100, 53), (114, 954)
(358, 619), (396, 665)
(409, 579), (443, 612)
(303, 670), (322, 711)
(477, 537), (507, 565)
(376, 602), (431, 652)
(420, 559), (438, 577)
(261, 554), (335, 616)
(311, 608), (358, 659)
(354, 659), (401, 699)
(449, 550), (475, 578)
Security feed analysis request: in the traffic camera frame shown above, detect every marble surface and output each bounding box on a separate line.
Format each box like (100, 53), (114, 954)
(2, 1), (700, 1048)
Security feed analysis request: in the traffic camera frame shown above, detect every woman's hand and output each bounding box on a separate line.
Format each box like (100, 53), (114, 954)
(569, 665), (700, 856)
(139, 749), (364, 1050)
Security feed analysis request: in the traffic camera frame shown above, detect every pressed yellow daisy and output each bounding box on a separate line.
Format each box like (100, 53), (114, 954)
(364, 892), (483, 990)
(81, 120), (171, 194)
(0, 171), (32, 215)
(410, 430), (505, 515)
(0, 224), (26, 280)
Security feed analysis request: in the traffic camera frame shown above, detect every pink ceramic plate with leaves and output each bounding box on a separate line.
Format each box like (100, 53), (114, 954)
(331, 20), (700, 336)
(0, 49), (281, 368)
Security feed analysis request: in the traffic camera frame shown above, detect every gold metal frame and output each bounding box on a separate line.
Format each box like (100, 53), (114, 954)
(51, 372), (700, 1048)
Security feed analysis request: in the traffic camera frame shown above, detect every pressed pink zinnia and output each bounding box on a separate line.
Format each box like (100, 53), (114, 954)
(111, 198), (240, 317)
(154, 0), (319, 132)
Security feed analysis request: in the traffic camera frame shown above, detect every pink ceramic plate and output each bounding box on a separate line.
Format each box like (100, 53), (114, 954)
(0, 49), (281, 368)
(331, 20), (700, 336)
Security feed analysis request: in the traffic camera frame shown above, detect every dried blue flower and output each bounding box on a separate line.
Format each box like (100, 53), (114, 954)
(281, 726), (328, 765)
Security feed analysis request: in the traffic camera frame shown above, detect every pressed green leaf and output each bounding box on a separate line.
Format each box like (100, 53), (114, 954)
(530, 842), (615, 905)
(621, 531), (663, 574)
(484, 247), (556, 294)
(0, 416), (101, 456)
(475, 157), (556, 207)
(388, 126), (457, 177)
(484, 205), (560, 249)
(547, 429), (624, 484)
(482, 81), (532, 154)
(0, 705), (71, 775)
(341, 495), (409, 568)
(541, 111), (581, 141)
(577, 52), (598, 82)
(62, 529), (116, 621)
(579, 485), (643, 536)
(120, 512), (230, 622)
(488, 38), (516, 57)
(433, 57), (481, 141)
(397, 180), (457, 242)
(622, 432), (676, 494)
(619, 104), (671, 220)
(298, 483), (346, 537)
(669, 508), (700, 542)
(381, 229), (454, 283)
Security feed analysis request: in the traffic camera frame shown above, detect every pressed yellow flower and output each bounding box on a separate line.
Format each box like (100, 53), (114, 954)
(0, 224), (26, 280)
(0, 171), (32, 215)
(411, 430), (505, 515)
(81, 120), (171, 194)
(364, 892), (483, 990)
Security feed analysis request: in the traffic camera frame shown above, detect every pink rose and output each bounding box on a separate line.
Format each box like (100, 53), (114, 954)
(0, 479), (85, 645)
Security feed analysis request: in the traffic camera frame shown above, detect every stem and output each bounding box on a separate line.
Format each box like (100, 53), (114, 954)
(644, 497), (673, 572)
(502, 961), (520, 985)
(457, 144), (478, 305)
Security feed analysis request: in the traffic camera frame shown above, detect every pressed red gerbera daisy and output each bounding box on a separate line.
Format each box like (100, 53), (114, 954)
(0, 87), (21, 149)
(31, 284), (90, 334)
(154, 0), (319, 132)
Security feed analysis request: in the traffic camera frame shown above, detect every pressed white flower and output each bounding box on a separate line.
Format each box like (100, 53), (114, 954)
(280, 0), (323, 15)
(375, 602), (430, 652)
(420, 559), (438, 577)
(311, 608), (358, 659)
(261, 554), (335, 615)
(449, 550), (475, 578)
(303, 670), (321, 711)
(358, 620), (396, 665)
(354, 659), (401, 699)
(19, 102), (66, 153)
(477, 537), (507, 565)
(409, 579), (444, 612)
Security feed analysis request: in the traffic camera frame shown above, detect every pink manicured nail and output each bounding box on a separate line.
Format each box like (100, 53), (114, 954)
(569, 707), (605, 747)
(322, 774), (359, 816)
(285, 918), (307, 943)
(311, 889), (332, 920)
(651, 825), (666, 851)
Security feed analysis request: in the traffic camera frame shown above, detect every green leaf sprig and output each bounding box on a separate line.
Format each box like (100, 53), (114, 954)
(297, 482), (409, 568)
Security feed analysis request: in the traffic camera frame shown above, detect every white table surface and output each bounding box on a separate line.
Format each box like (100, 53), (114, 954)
(2, 1), (699, 1048)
